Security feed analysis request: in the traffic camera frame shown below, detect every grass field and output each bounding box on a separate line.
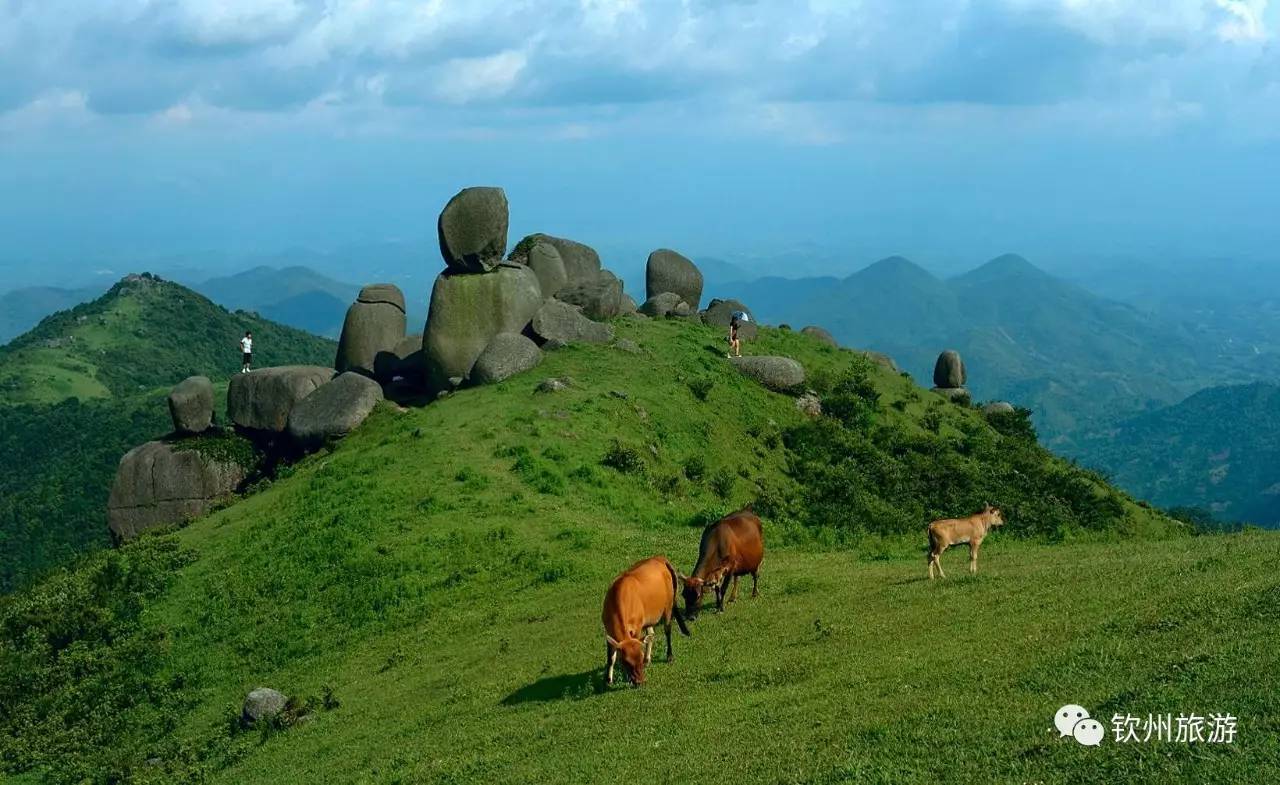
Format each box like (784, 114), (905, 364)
(3, 317), (1275, 784)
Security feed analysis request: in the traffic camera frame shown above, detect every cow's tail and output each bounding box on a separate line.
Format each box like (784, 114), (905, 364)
(663, 558), (692, 637)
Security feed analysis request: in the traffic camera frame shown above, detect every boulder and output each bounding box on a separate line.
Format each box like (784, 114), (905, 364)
(857, 350), (899, 372)
(730, 356), (805, 391)
(524, 241), (569, 299)
(536, 377), (573, 393)
(375, 333), (424, 384)
(242, 688), (288, 726)
(422, 264), (543, 391)
(228, 366), (336, 432)
(471, 333), (543, 385)
(107, 441), (247, 541)
(619, 293), (638, 315)
(336, 283), (407, 378)
(801, 326), (838, 348)
(701, 299), (758, 340)
(437, 187), (509, 273)
(168, 375), (213, 435)
(670, 301), (696, 319)
(529, 299), (614, 345)
(639, 292), (685, 318)
(795, 392), (823, 417)
(645, 249), (703, 308)
(614, 339), (642, 354)
(933, 350), (966, 388)
(287, 372), (384, 449)
(983, 401), (1016, 415)
(558, 269), (624, 320)
(521, 234), (602, 287)
(932, 386), (971, 404)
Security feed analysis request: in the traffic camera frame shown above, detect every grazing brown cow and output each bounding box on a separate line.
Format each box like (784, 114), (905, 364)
(602, 556), (690, 686)
(681, 505), (765, 620)
(927, 503), (1005, 579)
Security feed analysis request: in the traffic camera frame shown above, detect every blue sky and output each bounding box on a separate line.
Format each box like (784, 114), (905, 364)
(1, 0), (1278, 286)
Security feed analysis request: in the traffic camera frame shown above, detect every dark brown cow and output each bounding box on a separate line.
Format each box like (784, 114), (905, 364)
(681, 505), (764, 620)
(601, 555), (690, 686)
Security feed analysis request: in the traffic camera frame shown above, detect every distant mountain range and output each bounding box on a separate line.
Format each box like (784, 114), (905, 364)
(0, 285), (104, 343)
(1068, 382), (1280, 525)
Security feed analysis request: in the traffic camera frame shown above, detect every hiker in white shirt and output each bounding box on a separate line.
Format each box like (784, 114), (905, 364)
(240, 332), (253, 373)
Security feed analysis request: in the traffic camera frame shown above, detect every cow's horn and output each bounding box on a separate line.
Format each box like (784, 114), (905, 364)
(605, 634), (621, 647)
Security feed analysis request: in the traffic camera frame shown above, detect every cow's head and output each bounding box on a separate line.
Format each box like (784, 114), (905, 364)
(985, 503), (1005, 527)
(606, 633), (647, 686)
(681, 569), (725, 621)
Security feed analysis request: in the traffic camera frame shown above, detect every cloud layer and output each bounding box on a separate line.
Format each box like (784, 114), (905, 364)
(2, 0), (1275, 138)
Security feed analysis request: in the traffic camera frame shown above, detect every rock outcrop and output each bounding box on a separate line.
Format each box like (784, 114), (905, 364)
(228, 366), (336, 432)
(335, 283), (407, 378)
(529, 299), (614, 345)
(801, 326), (838, 347)
(168, 375), (213, 435)
(983, 401), (1016, 415)
(558, 269), (625, 320)
(287, 372), (384, 449)
(375, 333), (424, 384)
(645, 249), (703, 308)
(521, 234), (602, 288)
(523, 240), (569, 300)
(437, 187), (509, 273)
(933, 350), (966, 388)
(471, 332), (543, 385)
(107, 441), (247, 541)
(242, 688), (288, 726)
(701, 299), (758, 340)
(729, 356), (805, 391)
(422, 264), (543, 391)
(639, 292), (686, 318)
(857, 350), (899, 372)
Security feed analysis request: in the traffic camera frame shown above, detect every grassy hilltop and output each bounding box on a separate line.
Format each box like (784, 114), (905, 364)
(0, 275), (335, 592)
(2, 317), (1277, 784)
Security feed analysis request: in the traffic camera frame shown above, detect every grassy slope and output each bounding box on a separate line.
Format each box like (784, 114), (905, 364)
(11, 318), (1270, 784)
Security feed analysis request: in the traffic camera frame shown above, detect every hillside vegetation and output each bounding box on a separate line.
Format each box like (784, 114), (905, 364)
(7, 317), (1273, 785)
(1070, 382), (1280, 526)
(0, 275), (335, 592)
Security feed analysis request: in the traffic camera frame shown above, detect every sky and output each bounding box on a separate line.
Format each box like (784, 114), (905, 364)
(1, 0), (1278, 287)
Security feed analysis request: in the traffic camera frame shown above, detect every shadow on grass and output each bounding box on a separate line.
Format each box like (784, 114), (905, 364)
(502, 669), (604, 705)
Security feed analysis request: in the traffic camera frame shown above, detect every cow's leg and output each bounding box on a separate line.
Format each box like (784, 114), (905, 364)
(935, 546), (947, 579)
(716, 574), (730, 613)
(969, 540), (981, 575)
(729, 575), (740, 603)
(751, 571), (759, 598)
(643, 628), (654, 664)
(664, 613), (675, 663)
(927, 549), (935, 579)
(605, 641), (616, 687)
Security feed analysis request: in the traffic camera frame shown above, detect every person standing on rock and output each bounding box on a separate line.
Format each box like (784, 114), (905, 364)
(728, 311), (747, 358)
(240, 331), (253, 373)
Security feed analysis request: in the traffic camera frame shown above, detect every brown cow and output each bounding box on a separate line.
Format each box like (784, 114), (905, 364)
(927, 503), (1005, 579)
(602, 555), (690, 686)
(681, 505), (764, 620)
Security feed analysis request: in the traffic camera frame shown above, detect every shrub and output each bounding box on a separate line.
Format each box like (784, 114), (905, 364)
(711, 468), (736, 500)
(602, 441), (646, 475)
(687, 377), (715, 401)
(683, 455), (708, 482)
(985, 406), (1037, 442)
(824, 365), (880, 432)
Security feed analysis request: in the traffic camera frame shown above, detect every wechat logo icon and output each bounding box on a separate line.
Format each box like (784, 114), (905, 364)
(1056, 704), (1103, 747)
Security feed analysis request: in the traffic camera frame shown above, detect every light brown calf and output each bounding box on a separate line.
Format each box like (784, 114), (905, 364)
(601, 556), (690, 686)
(927, 504), (1005, 579)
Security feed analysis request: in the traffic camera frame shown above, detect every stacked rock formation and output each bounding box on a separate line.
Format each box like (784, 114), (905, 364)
(931, 349), (969, 401)
(335, 284), (407, 380)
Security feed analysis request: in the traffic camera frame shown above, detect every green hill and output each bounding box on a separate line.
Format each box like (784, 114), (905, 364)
(6, 316), (1274, 784)
(1068, 382), (1280, 526)
(0, 275), (335, 592)
(0, 285), (103, 345)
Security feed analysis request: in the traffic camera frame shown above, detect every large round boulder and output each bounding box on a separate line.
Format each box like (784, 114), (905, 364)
(558, 269), (624, 320)
(983, 401), (1016, 415)
(639, 292), (686, 318)
(619, 293), (638, 316)
(336, 283), (407, 378)
(521, 241), (569, 300)
(933, 350), (966, 388)
(801, 326), (838, 348)
(857, 350), (899, 372)
(701, 299), (758, 340)
(422, 264), (543, 391)
(471, 333), (543, 385)
(287, 372), (384, 449)
(168, 375), (213, 435)
(529, 300), (614, 346)
(107, 441), (248, 541)
(438, 187), (509, 273)
(729, 356), (805, 391)
(646, 249), (703, 308)
(228, 366), (336, 432)
(375, 333), (424, 384)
